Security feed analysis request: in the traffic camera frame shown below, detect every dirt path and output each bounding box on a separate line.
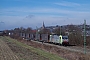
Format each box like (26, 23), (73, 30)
(66, 46), (90, 54)
(0, 39), (19, 60)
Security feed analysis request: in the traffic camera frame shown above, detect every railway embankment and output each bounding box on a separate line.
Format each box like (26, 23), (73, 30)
(20, 38), (90, 60)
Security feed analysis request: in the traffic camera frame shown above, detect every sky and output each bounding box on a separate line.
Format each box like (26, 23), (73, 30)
(0, 0), (90, 30)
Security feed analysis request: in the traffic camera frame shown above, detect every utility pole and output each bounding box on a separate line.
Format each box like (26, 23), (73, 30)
(36, 26), (38, 40)
(84, 20), (86, 54)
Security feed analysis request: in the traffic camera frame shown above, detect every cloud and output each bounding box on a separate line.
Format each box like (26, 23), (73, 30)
(54, 1), (81, 7)
(1, 7), (90, 18)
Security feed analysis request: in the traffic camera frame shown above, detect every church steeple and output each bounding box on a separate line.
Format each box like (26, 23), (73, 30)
(42, 21), (45, 29)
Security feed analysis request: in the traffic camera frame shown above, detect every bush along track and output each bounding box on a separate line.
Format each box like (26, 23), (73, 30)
(0, 36), (64, 60)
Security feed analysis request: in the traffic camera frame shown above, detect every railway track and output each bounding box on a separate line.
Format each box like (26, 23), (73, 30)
(0, 39), (19, 60)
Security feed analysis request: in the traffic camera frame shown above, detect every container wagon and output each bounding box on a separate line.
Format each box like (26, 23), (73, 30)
(35, 34), (40, 41)
(41, 34), (49, 42)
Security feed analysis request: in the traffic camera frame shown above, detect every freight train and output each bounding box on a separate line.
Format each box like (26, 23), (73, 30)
(19, 33), (69, 45)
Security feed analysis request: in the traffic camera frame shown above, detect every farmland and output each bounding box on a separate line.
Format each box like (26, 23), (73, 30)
(0, 36), (64, 60)
(0, 37), (19, 60)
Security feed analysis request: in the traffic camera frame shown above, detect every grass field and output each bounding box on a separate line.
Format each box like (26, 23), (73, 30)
(0, 36), (65, 60)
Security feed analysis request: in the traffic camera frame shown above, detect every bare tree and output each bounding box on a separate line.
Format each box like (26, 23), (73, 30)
(68, 25), (83, 45)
